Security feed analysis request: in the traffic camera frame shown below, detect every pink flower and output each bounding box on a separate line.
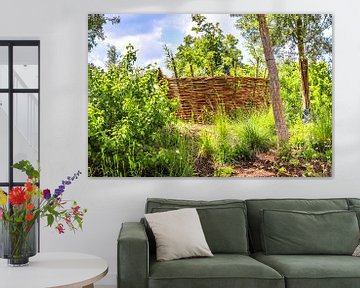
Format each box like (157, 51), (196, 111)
(72, 205), (80, 215)
(56, 223), (65, 234)
(0, 208), (3, 220)
(65, 214), (71, 225)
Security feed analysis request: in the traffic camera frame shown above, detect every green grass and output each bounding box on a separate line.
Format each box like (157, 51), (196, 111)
(89, 107), (332, 177)
(198, 108), (276, 164)
(280, 112), (332, 162)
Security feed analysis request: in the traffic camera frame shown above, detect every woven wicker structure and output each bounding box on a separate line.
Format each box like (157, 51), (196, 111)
(166, 76), (270, 121)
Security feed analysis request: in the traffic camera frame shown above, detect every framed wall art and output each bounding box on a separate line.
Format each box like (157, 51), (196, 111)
(88, 13), (332, 177)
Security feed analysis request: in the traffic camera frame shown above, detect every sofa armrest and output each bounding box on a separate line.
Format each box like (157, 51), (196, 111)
(118, 222), (149, 288)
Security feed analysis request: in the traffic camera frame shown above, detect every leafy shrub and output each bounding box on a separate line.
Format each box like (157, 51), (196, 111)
(88, 45), (187, 176)
(214, 166), (235, 177)
(281, 116), (332, 162)
(278, 62), (302, 125)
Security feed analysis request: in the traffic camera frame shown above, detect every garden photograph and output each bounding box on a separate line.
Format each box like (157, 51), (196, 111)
(88, 13), (332, 177)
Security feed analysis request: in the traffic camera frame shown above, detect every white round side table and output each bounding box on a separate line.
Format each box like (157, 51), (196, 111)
(0, 252), (108, 288)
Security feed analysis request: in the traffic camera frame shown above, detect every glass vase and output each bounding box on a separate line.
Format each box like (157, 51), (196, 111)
(0, 220), (37, 266)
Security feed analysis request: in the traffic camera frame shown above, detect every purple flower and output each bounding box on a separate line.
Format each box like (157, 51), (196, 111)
(54, 171), (81, 199)
(43, 189), (51, 200)
(54, 189), (63, 198)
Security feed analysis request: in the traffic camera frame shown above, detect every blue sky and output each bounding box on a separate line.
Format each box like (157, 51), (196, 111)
(88, 14), (245, 75)
(88, 14), (333, 75)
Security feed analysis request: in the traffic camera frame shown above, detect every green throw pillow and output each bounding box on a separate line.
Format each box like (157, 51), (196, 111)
(261, 209), (360, 255)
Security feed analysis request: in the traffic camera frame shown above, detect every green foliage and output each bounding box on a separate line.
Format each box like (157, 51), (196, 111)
(198, 109), (275, 164)
(12, 160), (40, 180)
(279, 61), (332, 126)
(232, 14), (267, 77)
(169, 14), (242, 77)
(309, 61), (332, 118)
(271, 14), (332, 62)
(88, 45), (192, 176)
(214, 166), (235, 177)
(198, 112), (235, 164)
(280, 114), (332, 162)
(278, 62), (302, 125)
(106, 45), (120, 67)
(88, 14), (120, 52)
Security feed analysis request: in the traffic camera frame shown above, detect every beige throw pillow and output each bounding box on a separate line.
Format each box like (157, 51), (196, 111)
(145, 208), (213, 261)
(353, 244), (360, 256)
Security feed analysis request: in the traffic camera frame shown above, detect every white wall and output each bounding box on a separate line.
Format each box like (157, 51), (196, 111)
(1, 0), (360, 285)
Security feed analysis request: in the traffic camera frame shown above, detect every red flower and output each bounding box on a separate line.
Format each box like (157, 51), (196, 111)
(25, 182), (33, 192)
(56, 223), (65, 234)
(24, 193), (31, 201)
(26, 214), (33, 221)
(26, 203), (34, 210)
(9, 187), (26, 205)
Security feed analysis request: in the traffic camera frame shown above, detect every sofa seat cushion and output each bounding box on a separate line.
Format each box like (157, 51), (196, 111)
(252, 252), (360, 288)
(149, 254), (284, 288)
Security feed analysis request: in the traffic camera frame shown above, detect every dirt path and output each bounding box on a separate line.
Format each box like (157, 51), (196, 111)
(230, 151), (331, 177)
(232, 152), (277, 177)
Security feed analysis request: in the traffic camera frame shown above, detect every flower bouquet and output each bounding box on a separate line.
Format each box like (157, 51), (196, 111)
(0, 160), (87, 266)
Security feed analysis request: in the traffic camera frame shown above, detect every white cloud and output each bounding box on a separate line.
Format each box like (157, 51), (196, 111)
(88, 50), (106, 69)
(88, 14), (251, 73)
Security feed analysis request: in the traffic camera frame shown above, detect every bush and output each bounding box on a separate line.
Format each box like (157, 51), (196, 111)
(281, 115), (332, 162)
(88, 45), (188, 176)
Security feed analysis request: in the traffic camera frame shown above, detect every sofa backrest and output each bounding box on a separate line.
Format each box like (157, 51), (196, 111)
(245, 198), (349, 252)
(145, 198), (249, 255)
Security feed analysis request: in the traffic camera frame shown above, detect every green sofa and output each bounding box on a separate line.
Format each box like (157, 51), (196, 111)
(118, 198), (360, 288)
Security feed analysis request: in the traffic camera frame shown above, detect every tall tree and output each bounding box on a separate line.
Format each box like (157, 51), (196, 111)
(88, 14), (120, 52)
(269, 14), (332, 117)
(171, 14), (242, 77)
(222, 34), (242, 76)
(234, 14), (332, 118)
(163, 45), (178, 78)
(233, 14), (267, 77)
(257, 14), (289, 143)
(106, 45), (120, 68)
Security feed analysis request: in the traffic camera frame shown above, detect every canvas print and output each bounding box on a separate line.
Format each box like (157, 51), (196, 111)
(88, 14), (332, 177)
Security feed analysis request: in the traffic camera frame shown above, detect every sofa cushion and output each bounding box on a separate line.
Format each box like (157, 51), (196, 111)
(252, 252), (360, 288)
(145, 208), (213, 261)
(246, 198), (349, 252)
(146, 198), (249, 254)
(149, 254), (284, 288)
(349, 205), (360, 228)
(347, 198), (360, 207)
(261, 209), (359, 255)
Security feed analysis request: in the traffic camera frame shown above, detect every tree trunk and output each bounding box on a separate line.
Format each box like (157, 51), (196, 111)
(171, 56), (178, 79)
(190, 64), (194, 77)
(296, 15), (310, 112)
(257, 14), (289, 143)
